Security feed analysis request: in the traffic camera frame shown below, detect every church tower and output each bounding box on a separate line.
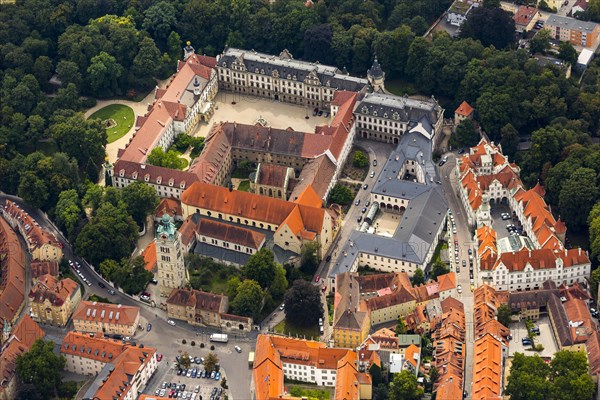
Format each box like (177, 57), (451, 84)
(183, 41), (195, 60)
(156, 213), (188, 296)
(367, 57), (386, 93)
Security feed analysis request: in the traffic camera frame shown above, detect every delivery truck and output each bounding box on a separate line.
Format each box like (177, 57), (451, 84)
(209, 333), (229, 343)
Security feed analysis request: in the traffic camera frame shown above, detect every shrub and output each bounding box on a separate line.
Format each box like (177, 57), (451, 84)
(191, 341), (195, 346)
(182, 339), (187, 345)
(535, 344), (544, 351)
(200, 343), (205, 348)
(352, 150), (369, 168)
(210, 345), (215, 350)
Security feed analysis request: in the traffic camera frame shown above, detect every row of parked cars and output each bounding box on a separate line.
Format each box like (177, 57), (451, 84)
(177, 366), (221, 380)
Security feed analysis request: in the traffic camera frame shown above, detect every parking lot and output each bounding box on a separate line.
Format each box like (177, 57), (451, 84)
(149, 360), (228, 400)
(490, 204), (519, 240)
(508, 317), (558, 358)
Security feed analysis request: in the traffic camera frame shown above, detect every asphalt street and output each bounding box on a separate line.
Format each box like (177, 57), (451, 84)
(0, 193), (256, 399)
(439, 154), (476, 398)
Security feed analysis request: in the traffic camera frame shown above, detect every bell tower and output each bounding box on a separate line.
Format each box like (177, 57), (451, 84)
(183, 41), (195, 60)
(156, 213), (188, 296)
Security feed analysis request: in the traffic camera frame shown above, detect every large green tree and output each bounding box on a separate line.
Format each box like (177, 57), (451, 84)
(389, 370), (424, 400)
(459, 7), (516, 49)
(87, 51), (124, 97)
(283, 279), (323, 327)
(496, 304), (512, 327)
(16, 340), (65, 398)
(243, 248), (278, 289)
(54, 189), (82, 239)
(558, 168), (599, 232)
(75, 202), (138, 266)
(329, 184), (354, 205)
(121, 181), (159, 229)
(231, 279), (264, 319)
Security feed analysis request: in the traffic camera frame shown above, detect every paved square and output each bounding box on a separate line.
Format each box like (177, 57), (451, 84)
(508, 317), (558, 358)
(192, 91), (331, 138)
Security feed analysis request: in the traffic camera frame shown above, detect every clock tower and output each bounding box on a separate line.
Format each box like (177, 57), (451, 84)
(156, 213), (188, 296)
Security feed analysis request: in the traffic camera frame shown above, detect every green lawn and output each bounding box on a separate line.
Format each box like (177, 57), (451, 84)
(288, 386), (330, 400)
(386, 79), (419, 96)
(88, 104), (135, 143)
(237, 180), (251, 192)
(274, 320), (320, 340)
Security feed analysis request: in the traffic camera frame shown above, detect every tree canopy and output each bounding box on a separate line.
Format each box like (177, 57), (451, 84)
(16, 339), (65, 398)
(389, 370), (424, 400)
(506, 351), (594, 400)
(283, 279), (324, 327)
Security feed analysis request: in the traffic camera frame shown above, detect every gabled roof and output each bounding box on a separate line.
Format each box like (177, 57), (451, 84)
(28, 274), (79, 307)
(455, 101), (474, 117)
(0, 316), (44, 390)
(197, 219), (266, 250)
(437, 272), (457, 292)
(472, 334), (503, 400)
(141, 241), (157, 272)
(72, 301), (140, 327)
(166, 288), (226, 313)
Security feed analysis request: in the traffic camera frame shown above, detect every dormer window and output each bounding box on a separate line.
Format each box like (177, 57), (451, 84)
(132, 171), (138, 179)
(260, 69), (264, 74)
(287, 74), (291, 79)
(373, 111), (378, 117)
(361, 106), (369, 115)
(156, 176), (162, 184)
(255, 68), (259, 73)
(119, 169), (125, 177)
(222, 62), (227, 68)
(293, 75), (297, 80)
(169, 178), (174, 187)
(180, 181), (186, 189)
(393, 112), (399, 120)
(144, 174), (150, 182)
(384, 113), (388, 118)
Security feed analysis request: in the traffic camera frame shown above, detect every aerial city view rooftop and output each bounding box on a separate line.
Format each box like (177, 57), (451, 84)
(0, 0), (599, 399)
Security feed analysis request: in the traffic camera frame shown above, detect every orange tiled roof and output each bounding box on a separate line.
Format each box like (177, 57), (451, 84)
(437, 272), (457, 292)
(28, 274), (79, 307)
(166, 288), (226, 313)
(178, 216), (197, 247)
(0, 315), (44, 390)
(455, 101), (474, 117)
(72, 301), (140, 328)
(141, 241), (157, 272)
(197, 219), (266, 250)
(436, 375), (463, 400)
(514, 6), (539, 25)
(472, 334), (503, 400)
(155, 198), (182, 219)
(30, 260), (59, 279)
(294, 185), (323, 208)
(61, 332), (156, 400)
(181, 182), (326, 239)
(256, 163), (290, 187)
(0, 216), (26, 324)
(335, 351), (360, 400)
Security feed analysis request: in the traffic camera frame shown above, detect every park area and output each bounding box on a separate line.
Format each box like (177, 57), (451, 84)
(88, 104), (134, 143)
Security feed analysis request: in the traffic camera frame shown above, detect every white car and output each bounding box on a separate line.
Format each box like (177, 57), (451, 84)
(235, 345), (242, 353)
(457, 284), (462, 294)
(167, 319), (176, 326)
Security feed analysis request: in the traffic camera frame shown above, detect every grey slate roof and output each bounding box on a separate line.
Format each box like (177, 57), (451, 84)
(354, 92), (442, 127)
(329, 131), (448, 278)
(218, 48), (368, 92)
(372, 130), (438, 198)
(368, 58), (384, 79)
(546, 15), (599, 33)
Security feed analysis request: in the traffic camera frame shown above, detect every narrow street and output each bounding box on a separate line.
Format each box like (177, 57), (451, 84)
(439, 154), (476, 398)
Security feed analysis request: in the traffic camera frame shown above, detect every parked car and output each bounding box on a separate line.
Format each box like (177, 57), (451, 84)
(325, 255), (332, 262)
(370, 171), (375, 178)
(312, 108), (318, 116)
(365, 201), (370, 207)
(357, 216), (363, 223)
(150, 278), (158, 284)
(457, 284), (462, 294)
(235, 345), (242, 353)
(318, 110), (323, 116)
(279, 303), (285, 311)
(373, 160), (377, 166)
(361, 207), (367, 213)
(314, 275), (320, 283)
(355, 199), (360, 206)
(147, 323), (152, 332)
(157, 353), (163, 361)
(363, 184), (368, 190)
(108, 289), (116, 295)
(167, 319), (176, 326)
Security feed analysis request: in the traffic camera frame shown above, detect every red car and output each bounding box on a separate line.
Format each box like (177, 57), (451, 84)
(314, 275), (320, 283)
(157, 353), (163, 361)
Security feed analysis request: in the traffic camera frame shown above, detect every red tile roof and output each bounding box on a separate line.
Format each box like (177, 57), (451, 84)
(0, 216), (26, 324)
(72, 301), (140, 328)
(0, 316), (44, 391)
(166, 288), (226, 313)
(455, 101), (474, 117)
(28, 274), (79, 307)
(114, 159), (199, 189)
(155, 198), (182, 219)
(256, 164), (290, 187)
(514, 6), (539, 26)
(141, 241), (157, 272)
(197, 219), (266, 250)
(30, 261), (59, 279)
